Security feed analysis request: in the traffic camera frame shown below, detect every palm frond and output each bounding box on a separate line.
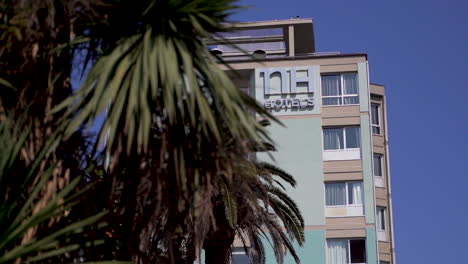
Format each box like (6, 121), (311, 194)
(256, 161), (297, 187)
(221, 181), (238, 228)
(0, 116), (108, 263)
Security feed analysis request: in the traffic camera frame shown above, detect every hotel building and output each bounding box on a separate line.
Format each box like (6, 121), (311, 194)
(211, 19), (396, 264)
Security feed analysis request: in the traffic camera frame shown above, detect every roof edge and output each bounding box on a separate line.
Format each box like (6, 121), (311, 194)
(229, 18), (313, 28)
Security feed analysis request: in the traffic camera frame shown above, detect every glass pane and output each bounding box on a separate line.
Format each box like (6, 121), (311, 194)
(372, 126), (381, 135)
(348, 182), (363, 205)
(232, 248), (250, 264)
(322, 75), (341, 96)
(219, 28), (283, 38)
(345, 127), (361, 149)
(232, 254), (250, 264)
(215, 41), (285, 53)
(324, 128), (344, 150)
(350, 240), (366, 263)
(325, 183), (346, 206)
(371, 104), (380, 125)
(343, 96), (359, 104)
(373, 154), (382, 177)
(343, 73), (358, 94)
(323, 97), (341, 106)
(378, 208), (386, 230)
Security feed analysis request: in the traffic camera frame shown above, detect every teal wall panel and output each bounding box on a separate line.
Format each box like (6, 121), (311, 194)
(358, 62), (369, 112)
(366, 228), (379, 264)
(361, 115), (376, 224)
(312, 65), (322, 114)
(258, 117), (325, 226)
(264, 230), (326, 264)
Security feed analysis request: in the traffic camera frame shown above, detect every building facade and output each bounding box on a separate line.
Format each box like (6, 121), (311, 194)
(212, 19), (396, 264)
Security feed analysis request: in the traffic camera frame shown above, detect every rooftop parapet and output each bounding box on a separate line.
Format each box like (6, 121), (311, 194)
(208, 18), (316, 60)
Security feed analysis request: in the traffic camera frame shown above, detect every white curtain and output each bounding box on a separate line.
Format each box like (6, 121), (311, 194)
(327, 240), (348, 264)
(348, 182), (363, 205)
(324, 128), (343, 150)
(343, 73), (358, 94)
(343, 73), (359, 104)
(326, 183), (346, 206)
(322, 75), (341, 105)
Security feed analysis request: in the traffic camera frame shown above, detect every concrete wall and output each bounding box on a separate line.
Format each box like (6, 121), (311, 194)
(264, 230), (326, 264)
(258, 117), (325, 226)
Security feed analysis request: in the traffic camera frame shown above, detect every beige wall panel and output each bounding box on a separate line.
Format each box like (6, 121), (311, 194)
(373, 145), (385, 154)
(378, 241), (391, 253)
(323, 160), (362, 173)
(232, 235), (250, 247)
(379, 253), (391, 262)
(325, 216), (365, 230)
(325, 208), (347, 217)
(275, 114), (321, 120)
(322, 105), (360, 118)
(320, 64), (357, 73)
(326, 229), (366, 238)
(376, 198), (388, 207)
(322, 116), (361, 126)
(370, 84), (385, 96)
(373, 135), (385, 147)
(376, 187), (388, 200)
(324, 172), (363, 181)
(223, 56), (367, 70)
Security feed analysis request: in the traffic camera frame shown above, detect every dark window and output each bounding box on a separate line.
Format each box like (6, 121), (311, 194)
(350, 239), (366, 263)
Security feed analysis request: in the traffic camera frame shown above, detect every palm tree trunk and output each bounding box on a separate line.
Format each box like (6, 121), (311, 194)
(204, 203), (236, 264)
(205, 241), (232, 264)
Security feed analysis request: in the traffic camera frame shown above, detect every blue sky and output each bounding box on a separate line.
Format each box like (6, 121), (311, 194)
(233, 0), (468, 263)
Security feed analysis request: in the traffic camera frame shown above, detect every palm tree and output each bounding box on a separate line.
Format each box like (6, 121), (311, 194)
(203, 120), (305, 264)
(1, 0), (304, 263)
(52, 0), (276, 262)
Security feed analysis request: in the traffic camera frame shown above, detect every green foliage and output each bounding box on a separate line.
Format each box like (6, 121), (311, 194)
(0, 117), (110, 263)
(53, 0), (271, 155)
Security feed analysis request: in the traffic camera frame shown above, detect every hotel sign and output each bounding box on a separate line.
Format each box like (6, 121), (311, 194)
(257, 66), (317, 110)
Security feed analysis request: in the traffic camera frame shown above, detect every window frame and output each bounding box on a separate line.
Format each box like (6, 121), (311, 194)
(326, 238), (367, 264)
(371, 103), (382, 135)
(323, 126), (361, 151)
(321, 73), (359, 106)
(377, 207), (387, 232)
(373, 153), (384, 178)
(325, 181), (364, 208)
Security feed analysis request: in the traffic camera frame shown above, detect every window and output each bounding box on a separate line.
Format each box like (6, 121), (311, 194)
(327, 239), (366, 264)
(326, 182), (363, 207)
(323, 127), (361, 161)
(322, 73), (359, 106)
(231, 247), (249, 264)
(373, 154), (383, 178)
(323, 127), (361, 150)
(371, 103), (381, 135)
(377, 207), (388, 241)
(325, 182), (364, 217)
(377, 207), (386, 231)
(380, 262), (390, 264)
